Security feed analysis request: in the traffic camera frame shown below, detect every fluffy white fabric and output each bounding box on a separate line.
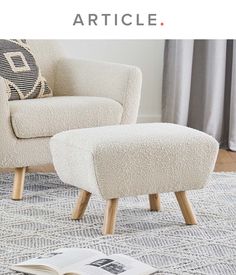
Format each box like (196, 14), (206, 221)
(0, 41), (142, 168)
(55, 59), (142, 124)
(50, 123), (219, 199)
(10, 96), (123, 138)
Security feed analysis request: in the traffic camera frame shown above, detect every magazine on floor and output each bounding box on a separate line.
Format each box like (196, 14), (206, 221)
(11, 248), (157, 275)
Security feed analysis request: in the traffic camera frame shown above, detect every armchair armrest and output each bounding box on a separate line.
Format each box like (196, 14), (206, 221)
(0, 77), (11, 132)
(54, 59), (142, 124)
(0, 77), (19, 166)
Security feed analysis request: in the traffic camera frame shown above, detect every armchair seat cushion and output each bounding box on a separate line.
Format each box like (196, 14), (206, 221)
(9, 96), (123, 139)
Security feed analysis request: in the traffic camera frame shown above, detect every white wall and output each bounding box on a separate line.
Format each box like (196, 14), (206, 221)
(59, 40), (165, 122)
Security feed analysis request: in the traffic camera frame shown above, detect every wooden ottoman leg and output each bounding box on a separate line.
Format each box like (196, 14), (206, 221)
(12, 167), (27, 200)
(103, 198), (118, 235)
(149, 193), (161, 211)
(175, 191), (197, 225)
(72, 190), (91, 220)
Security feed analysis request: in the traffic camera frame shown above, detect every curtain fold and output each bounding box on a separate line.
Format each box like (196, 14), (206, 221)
(162, 40), (236, 151)
(229, 42), (236, 150)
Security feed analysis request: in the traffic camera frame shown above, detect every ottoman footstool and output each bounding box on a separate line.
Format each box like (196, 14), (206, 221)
(50, 123), (218, 235)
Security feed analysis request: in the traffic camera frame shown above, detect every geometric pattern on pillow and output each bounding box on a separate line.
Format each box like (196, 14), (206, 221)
(0, 39), (52, 100)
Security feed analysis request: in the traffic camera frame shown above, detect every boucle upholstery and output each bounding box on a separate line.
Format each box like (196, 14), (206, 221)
(0, 40), (142, 168)
(55, 59), (142, 124)
(10, 96), (123, 138)
(50, 123), (219, 199)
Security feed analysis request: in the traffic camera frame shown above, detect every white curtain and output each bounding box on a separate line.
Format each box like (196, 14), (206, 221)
(162, 40), (236, 151)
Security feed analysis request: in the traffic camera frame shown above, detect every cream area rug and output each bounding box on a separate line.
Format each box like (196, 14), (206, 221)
(0, 173), (236, 274)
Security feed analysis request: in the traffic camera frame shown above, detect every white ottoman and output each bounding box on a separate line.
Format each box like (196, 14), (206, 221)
(50, 123), (218, 235)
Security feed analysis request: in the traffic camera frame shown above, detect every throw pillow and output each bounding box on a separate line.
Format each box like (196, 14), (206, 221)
(0, 39), (52, 100)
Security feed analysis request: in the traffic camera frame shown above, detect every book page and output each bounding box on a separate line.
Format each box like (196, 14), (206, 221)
(64, 254), (156, 275)
(107, 254), (156, 275)
(13, 248), (105, 272)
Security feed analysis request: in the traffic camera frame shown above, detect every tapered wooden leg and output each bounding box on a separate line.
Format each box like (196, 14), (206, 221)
(149, 193), (161, 211)
(103, 198), (118, 235)
(175, 191), (197, 225)
(12, 167), (26, 200)
(72, 190), (91, 220)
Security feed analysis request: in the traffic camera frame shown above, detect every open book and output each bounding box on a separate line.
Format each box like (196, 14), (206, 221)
(11, 248), (157, 275)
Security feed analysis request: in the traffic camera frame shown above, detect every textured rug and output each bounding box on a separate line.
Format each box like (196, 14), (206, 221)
(0, 173), (236, 275)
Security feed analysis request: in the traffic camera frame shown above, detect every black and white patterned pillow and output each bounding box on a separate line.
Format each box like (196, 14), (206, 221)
(0, 39), (52, 100)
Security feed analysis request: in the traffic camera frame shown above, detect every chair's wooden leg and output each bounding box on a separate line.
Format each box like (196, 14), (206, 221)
(149, 193), (161, 211)
(12, 167), (26, 200)
(103, 198), (119, 235)
(72, 190), (91, 220)
(175, 191), (197, 225)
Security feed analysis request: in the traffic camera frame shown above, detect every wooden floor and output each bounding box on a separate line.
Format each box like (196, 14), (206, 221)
(1, 149), (236, 173)
(214, 149), (236, 172)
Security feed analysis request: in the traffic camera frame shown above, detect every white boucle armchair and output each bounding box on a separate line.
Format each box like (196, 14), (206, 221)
(0, 40), (142, 200)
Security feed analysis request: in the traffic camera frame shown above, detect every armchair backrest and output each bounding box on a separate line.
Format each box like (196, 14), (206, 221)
(28, 40), (65, 91)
